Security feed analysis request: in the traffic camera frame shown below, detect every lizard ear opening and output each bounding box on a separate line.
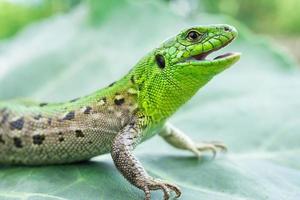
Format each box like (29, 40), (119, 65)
(155, 54), (165, 69)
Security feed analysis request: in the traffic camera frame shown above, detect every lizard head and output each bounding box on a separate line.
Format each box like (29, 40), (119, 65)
(132, 24), (240, 120)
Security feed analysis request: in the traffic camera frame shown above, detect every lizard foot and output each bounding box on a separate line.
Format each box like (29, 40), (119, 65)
(192, 141), (227, 159)
(143, 178), (181, 200)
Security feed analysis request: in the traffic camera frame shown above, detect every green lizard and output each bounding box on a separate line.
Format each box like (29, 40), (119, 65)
(0, 24), (240, 200)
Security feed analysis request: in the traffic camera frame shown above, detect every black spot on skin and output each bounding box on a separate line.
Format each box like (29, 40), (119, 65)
(83, 106), (92, 114)
(33, 114), (42, 120)
(39, 103), (48, 107)
(130, 75), (135, 84)
(63, 111), (75, 120)
(75, 130), (84, 137)
(32, 134), (45, 145)
(59, 137), (64, 142)
(13, 137), (23, 148)
(0, 135), (5, 144)
(58, 132), (63, 135)
(10, 118), (24, 130)
(70, 98), (79, 103)
(139, 114), (145, 119)
(108, 82), (115, 87)
(114, 98), (125, 106)
(88, 141), (93, 144)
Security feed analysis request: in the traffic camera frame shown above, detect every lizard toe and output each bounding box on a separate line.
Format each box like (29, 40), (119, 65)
(164, 182), (181, 198)
(147, 179), (181, 199)
(196, 141), (227, 158)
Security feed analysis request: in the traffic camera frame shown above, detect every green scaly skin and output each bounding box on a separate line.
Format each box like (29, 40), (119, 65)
(0, 24), (240, 200)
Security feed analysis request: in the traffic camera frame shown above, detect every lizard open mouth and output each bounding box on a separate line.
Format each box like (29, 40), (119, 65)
(190, 52), (236, 61)
(183, 38), (239, 63)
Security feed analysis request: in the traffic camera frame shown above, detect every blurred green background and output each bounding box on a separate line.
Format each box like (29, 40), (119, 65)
(2, 0), (300, 37)
(201, 0), (300, 35)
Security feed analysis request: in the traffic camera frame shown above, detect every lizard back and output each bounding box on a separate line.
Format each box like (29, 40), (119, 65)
(0, 81), (138, 165)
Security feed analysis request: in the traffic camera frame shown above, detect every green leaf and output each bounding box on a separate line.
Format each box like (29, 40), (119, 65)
(0, 1), (299, 200)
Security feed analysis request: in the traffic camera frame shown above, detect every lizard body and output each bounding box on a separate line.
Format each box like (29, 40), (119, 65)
(0, 24), (240, 199)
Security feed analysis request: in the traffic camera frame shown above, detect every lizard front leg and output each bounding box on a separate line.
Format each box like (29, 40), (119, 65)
(111, 121), (181, 200)
(159, 123), (227, 158)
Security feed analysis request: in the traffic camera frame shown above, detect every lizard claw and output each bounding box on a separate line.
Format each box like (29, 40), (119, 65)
(163, 182), (181, 198)
(143, 178), (181, 200)
(195, 141), (227, 159)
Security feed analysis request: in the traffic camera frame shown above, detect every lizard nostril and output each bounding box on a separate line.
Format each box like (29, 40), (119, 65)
(224, 26), (230, 32)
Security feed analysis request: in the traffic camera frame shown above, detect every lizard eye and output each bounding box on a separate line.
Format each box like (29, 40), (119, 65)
(187, 30), (201, 41)
(155, 54), (165, 69)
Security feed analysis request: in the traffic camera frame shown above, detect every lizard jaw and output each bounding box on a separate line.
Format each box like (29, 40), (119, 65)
(184, 37), (235, 62)
(180, 52), (241, 69)
(178, 36), (240, 68)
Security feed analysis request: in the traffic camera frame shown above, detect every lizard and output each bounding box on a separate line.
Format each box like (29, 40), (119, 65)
(0, 24), (240, 200)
